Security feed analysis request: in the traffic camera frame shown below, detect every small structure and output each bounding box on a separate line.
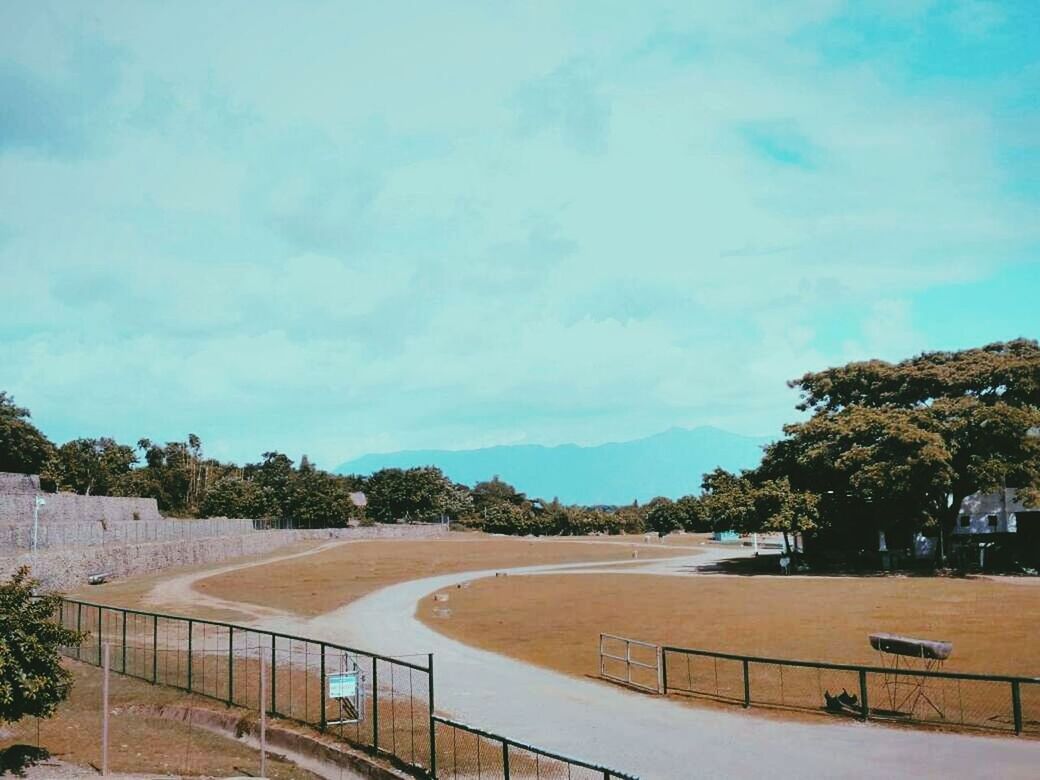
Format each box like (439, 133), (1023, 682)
(712, 530), (740, 542)
(953, 488), (1040, 568)
(870, 632), (953, 719)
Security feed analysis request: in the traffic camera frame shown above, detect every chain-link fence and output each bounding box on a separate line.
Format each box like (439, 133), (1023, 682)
(55, 598), (643, 778)
(431, 716), (638, 779)
(660, 645), (1040, 736)
(56, 598), (434, 773)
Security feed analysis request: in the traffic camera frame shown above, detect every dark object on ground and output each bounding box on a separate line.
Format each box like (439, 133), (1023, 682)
(869, 633), (952, 660)
(0, 745), (50, 777)
(823, 689), (860, 715)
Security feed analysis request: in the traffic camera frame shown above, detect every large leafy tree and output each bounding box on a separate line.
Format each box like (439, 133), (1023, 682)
(40, 438), (137, 496)
(201, 475), (278, 519)
(0, 568), (83, 723)
(0, 392), (54, 475)
(365, 466), (462, 523)
(471, 476), (527, 513)
(772, 339), (1040, 557)
(701, 469), (819, 551)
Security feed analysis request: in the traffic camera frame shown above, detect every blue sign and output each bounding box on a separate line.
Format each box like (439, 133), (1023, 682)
(328, 671), (359, 699)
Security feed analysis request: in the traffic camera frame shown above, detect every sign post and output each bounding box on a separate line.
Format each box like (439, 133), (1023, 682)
(326, 666), (363, 726)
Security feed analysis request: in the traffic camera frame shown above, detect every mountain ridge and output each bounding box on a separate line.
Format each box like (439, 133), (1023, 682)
(335, 426), (772, 505)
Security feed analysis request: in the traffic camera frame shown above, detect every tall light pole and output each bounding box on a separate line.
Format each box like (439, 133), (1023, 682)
(32, 495), (46, 554)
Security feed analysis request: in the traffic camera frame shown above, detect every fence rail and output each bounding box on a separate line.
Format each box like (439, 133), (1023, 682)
(56, 597), (638, 779)
(659, 644), (1040, 736)
(598, 633), (662, 693)
(432, 716), (638, 779)
(56, 597), (435, 773)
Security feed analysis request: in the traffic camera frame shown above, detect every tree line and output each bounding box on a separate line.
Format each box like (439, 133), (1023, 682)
(0, 394), (660, 532)
(3, 339), (1038, 548)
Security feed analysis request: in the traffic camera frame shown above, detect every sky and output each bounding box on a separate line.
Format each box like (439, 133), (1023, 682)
(1, 1), (1038, 469)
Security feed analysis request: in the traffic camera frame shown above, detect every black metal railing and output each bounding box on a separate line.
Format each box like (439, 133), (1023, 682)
(661, 644), (1040, 736)
(431, 716), (638, 779)
(56, 597), (435, 773)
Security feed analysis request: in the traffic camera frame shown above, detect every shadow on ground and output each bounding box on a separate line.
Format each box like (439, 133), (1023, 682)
(0, 745), (50, 778)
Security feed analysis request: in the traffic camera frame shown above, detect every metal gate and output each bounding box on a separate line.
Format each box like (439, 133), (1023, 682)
(599, 633), (662, 693)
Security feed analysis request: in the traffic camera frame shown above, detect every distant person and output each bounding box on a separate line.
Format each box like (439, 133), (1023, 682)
(779, 554), (791, 575)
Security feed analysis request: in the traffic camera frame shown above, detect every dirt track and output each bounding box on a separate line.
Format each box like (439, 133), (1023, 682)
(128, 539), (1040, 778)
(301, 547), (1040, 779)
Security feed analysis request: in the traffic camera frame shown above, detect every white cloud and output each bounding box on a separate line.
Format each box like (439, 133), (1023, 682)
(0, 1), (1036, 465)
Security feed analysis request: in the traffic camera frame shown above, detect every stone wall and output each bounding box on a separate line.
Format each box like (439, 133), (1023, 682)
(0, 472), (40, 494)
(0, 491), (163, 526)
(0, 523), (451, 591)
(1, 517), (258, 550)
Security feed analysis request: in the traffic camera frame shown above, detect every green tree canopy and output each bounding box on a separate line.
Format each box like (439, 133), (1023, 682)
(471, 476), (527, 513)
(0, 392), (54, 475)
(365, 466), (461, 523)
(0, 568), (82, 724)
(41, 438), (137, 496)
(201, 475), (278, 519)
(762, 339), (1040, 557)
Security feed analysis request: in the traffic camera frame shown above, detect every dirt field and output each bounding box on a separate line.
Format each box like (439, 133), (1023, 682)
(69, 540), (327, 620)
(417, 572), (1040, 678)
(185, 537), (689, 617)
(0, 660), (316, 778)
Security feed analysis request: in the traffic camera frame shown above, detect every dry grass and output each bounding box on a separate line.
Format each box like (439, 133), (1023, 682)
(417, 572), (1040, 678)
(0, 660), (318, 778)
(68, 540), (327, 621)
(188, 537), (687, 618)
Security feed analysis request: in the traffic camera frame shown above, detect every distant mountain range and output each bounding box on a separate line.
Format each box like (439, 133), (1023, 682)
(335, 426), (772, 505)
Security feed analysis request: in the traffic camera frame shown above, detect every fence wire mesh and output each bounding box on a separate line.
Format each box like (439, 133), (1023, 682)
(660, 646), (1040, 736)
(432, 717), (637, 780)
(56, 598), (434, 773)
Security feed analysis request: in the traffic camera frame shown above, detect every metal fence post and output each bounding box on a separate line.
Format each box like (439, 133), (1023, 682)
(502, 740), (510, 780)
(661, 648), (668, 694)
(187, 620), (193, 692)
(121, 610), (127, 675)
(152, 614), (158, 683)
(76, 603), (82, 660)
(372, 656), (379, 752)
(228, 626), (234, 705)
(742, 659), (750, 708)
(97, 607), (103, 663)
(428, 654), (436, 778)
(1012, 681), (1023, 735)
(319, 642), (326, 731)
(858, 668), (869, 721)
(270, 636), (277, 715)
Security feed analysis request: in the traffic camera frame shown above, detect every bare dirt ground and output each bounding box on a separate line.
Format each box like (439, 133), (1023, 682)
(68, 539), (329, 621)
(185, 536), (691, 618)
(417, 570), (1040, 678)
(305, 549), (1040, 780)
(0, 660), (317, 779)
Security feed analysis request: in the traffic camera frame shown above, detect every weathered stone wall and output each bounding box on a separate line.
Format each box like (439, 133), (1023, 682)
(1, 517), (258, 549)
(0, 523), (450, 591)
(0, 472), (40, 494)
(0, 491), (163, 526)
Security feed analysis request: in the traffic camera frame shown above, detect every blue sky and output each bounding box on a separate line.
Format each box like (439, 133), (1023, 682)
(1, 1), (1037, 468)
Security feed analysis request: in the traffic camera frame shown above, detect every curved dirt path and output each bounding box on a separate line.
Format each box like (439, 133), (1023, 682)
(144, 538), (356, 619)
(297, 549), (1040, 780)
